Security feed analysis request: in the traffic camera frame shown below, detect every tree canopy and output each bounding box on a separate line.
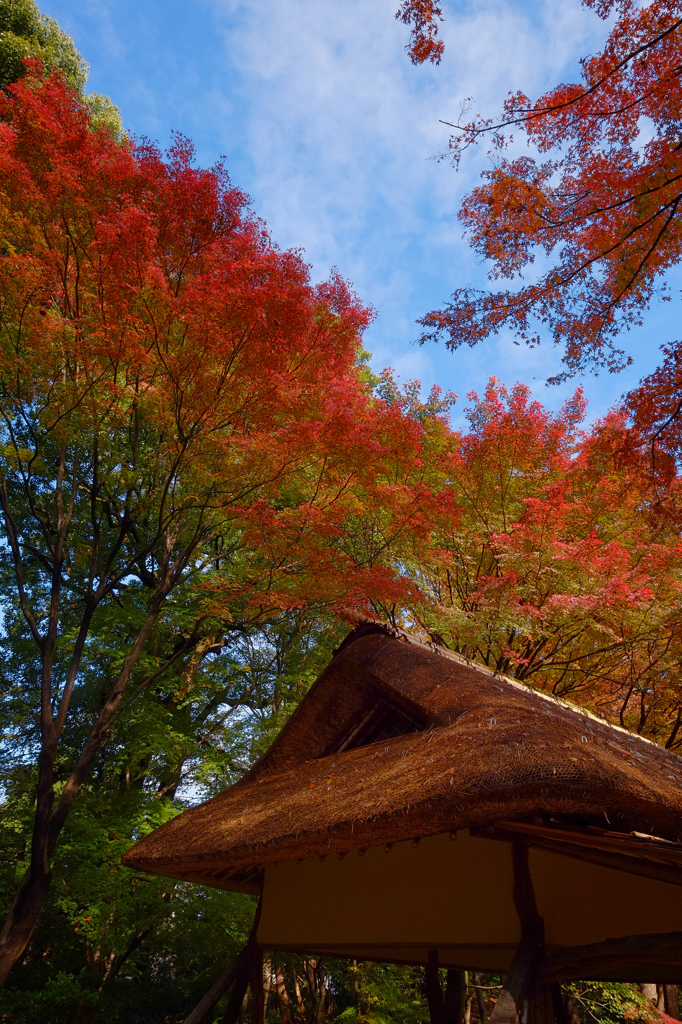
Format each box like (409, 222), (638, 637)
(0, 0), (87, 91)
(404, 0), (682, 387)
(0, 63), (455, 987)
(2, 3), (682, 1023)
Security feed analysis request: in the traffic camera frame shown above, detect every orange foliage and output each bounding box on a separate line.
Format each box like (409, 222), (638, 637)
(390, 378), (682, 748)
(0, 65), (455, 979)
(416, 0), (682, 382)
(395, 0), (445, 65)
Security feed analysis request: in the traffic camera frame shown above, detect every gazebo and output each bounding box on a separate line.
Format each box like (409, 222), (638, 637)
(123, 619), (682, 1024)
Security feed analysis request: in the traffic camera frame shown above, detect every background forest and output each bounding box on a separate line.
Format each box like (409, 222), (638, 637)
(1, 0), (682, 1022)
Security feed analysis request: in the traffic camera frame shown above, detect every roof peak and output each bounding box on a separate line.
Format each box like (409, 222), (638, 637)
(338, 614), (657, 750)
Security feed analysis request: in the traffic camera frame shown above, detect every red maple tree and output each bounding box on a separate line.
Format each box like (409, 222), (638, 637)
(400, 378), (682, 747)
(407, 0), (682, 385)
(0, 66), (451, 984)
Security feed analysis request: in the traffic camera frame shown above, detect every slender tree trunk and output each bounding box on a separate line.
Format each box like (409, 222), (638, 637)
(352, 960), (361, 1017)
(564, 995), (580, 1024)
(473, 973), (488, 1023)
(100, 927), (152, 988)
(305, 957), (326, 1024)
(0, 591), (169, 986)
(294, 973), (306, 1015)
(262, 955), (272, 1018)
(275, 964), (293, 1024)
(0, 869), (51, 987)
(185, 898), (262, 1024)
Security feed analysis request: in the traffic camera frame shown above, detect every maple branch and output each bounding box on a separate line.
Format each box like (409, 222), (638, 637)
(650, 396), (682, 475)
(441, 18), (682, 141)
(0, 478), (42, 649)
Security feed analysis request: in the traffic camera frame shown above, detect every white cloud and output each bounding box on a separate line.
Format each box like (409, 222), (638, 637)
(200, 0), (634, 419)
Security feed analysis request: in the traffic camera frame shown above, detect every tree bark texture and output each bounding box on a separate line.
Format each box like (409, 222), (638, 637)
(473, 973), (488, 1024)
(665, 984), (681, 1019)
(275, 964), (293, 1024)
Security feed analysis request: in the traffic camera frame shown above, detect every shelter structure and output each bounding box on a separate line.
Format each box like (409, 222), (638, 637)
(123, 619), (682, 1024)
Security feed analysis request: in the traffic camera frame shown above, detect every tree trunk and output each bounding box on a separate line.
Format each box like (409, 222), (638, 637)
(184, 897), (262, 1024)
(304, 957), (326, 1024)
(665, 985), (680, 1020)
(275, 964), (293, 1024)
(262, 955), (272, 1018)
(0, 868), (51, 987)
(473, 973), (488, 1024)
(564, 996), (580, 1024)
(294, 973), (306, 1014)
(0, 593), (167, 988)
(352, 960), (361, 1017)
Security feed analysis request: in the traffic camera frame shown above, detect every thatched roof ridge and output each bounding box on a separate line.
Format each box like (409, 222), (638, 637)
(122, 620), (682, 890)
(336, 616), (657, 746)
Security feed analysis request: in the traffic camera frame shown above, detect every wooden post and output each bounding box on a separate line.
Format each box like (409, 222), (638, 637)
(445, 969), (467, 1024)
(528, 979), (554, 1024)
(425, 949), (448, 1024)
(222, 949), (254, 1024)
(489, 845), (546, 1024)
(249, 944), (265, 1024)
(550, 983), (569, 1024)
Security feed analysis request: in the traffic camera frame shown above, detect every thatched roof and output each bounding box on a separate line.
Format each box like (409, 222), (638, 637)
(122, 620), (682, 891)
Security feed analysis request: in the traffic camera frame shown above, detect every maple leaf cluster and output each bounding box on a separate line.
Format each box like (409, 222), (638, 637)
(416, 0), (682, 385)
(392, 377), (682, 749)
(394, 0), (445, 65)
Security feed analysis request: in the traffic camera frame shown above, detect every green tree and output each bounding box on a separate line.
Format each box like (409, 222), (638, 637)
(0, 609), (347, 1023)
(0, 67), (439, 986)
(0, 0), (121, 135)
(0, 0), (87, 91)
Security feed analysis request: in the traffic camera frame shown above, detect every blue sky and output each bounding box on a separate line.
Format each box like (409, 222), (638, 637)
(43, 0), (678, 430)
